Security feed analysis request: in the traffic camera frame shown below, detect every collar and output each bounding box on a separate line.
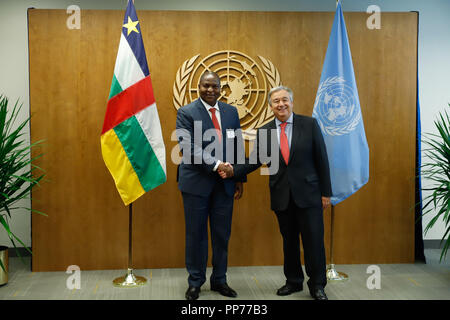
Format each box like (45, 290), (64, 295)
(199, 97), (219, 112)
(275, 112), (294, 127)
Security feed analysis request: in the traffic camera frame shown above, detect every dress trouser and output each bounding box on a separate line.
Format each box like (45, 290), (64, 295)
(182, 181), (234, 288)
(275, 194), (327, 290)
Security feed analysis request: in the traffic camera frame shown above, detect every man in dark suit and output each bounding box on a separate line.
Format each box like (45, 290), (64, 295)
(220, 86), (332, 300)
(176, 71), (246, 300)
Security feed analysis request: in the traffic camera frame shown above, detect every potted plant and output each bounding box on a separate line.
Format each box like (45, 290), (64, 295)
(0, 95), (45, 284)
(421, 104), (450, 262)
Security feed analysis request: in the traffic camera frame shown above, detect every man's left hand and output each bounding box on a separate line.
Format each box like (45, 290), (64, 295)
(234, 182), (244, 200)
(322, 197), (331, 209)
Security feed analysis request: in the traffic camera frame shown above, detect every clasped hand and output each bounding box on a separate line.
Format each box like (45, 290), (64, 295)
(218, 163), (243, 199)
(217, 162), (234, 179)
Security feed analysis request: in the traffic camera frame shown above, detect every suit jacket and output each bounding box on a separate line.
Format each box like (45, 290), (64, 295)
(235, 113), (332, 211)
(176, 99), (246, 197)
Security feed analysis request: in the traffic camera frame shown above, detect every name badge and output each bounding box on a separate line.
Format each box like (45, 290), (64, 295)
(226, 130), (236, 139)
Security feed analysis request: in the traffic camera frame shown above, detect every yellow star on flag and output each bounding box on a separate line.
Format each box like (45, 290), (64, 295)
(123, 16), (139, 36)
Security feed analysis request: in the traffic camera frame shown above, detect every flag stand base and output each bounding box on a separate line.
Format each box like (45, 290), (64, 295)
(113, 268), (147, 287)
(326, 264), (348, 281)
(112, 204), (146, 288)
(327, 205), (349, 282)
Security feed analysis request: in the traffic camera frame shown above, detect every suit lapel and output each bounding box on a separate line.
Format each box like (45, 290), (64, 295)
(218, 101), (227, 138)
(289, 113), (301, 162)
(266, 119), (278, 160)
(196, 99), (214, 131)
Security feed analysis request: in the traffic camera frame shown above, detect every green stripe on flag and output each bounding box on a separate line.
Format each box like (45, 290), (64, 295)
(109, 74), (123, 99)
(114, 116), (166, 192)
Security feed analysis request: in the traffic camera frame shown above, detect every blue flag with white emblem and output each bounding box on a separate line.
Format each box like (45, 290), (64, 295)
(312, 2), (369, 206)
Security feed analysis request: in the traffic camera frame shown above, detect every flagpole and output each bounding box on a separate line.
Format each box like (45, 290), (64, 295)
(314, 0), (368, 282)
(326, 205), (348, 281)
(113, 203), (147, 287)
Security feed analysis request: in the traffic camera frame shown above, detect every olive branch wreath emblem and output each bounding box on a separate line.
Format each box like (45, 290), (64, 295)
(172, 53), (282, 135)
(313, 76), (361, 136)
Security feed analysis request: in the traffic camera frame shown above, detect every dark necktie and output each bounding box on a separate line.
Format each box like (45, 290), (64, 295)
(209, 108), (222, 142)
(280, 122), (289, 165)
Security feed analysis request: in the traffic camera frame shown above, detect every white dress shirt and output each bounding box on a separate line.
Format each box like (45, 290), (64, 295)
(275, 112), (293, 149)
(199, 98), (222, 171)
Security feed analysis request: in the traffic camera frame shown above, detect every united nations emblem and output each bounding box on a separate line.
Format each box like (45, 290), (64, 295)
(313, 76), (361, 136)
(173, 50), (282, 140)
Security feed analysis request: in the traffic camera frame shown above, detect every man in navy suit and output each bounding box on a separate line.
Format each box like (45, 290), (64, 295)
(176, 71), (246, 300)
(220, 86), (332, 300)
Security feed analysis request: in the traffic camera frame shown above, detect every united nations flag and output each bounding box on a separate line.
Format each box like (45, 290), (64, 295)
(312, 2), (369, 205)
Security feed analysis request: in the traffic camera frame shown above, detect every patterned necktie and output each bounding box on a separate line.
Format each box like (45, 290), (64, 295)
(280, 122), (289, 165)
(209, 108), (222, 142)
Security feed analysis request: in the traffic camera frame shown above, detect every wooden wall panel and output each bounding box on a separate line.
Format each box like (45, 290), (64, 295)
(29, 10), (417, 271)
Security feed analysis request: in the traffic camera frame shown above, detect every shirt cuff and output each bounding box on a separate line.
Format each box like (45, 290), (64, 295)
(213, 160), (222, 172)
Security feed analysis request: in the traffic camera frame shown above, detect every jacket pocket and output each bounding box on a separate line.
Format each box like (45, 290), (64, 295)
(305, 174), (319, 183)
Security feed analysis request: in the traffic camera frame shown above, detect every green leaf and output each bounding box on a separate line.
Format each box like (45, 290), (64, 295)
(420, 104), (450, 262)
(0, 95), (46, 265)
(0, 258), (5, 273)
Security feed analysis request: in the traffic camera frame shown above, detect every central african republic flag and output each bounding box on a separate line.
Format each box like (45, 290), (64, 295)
(101, 0), (166, 205)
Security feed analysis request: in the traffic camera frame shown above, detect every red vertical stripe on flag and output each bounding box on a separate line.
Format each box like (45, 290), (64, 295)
(102, 76), (155, 134)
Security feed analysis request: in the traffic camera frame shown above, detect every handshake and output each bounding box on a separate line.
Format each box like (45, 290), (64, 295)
(217, 162), (234, 179)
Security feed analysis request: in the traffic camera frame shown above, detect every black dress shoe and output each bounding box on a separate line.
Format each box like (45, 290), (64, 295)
(310, 288), (328, 300)
(185, 286), (200, 300)
(276, 283), (303, 296)
(211, 283), (237, 298)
